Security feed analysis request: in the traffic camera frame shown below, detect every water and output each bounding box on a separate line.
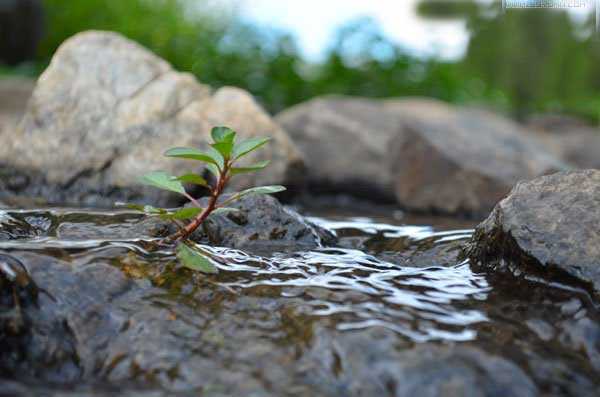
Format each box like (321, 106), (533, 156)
(1, 207), (599, 395)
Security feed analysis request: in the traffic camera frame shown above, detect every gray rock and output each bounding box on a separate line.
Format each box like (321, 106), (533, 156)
(386, 100), (568, 217)
(199, 194), (336, 252)
(1, 195), (334, 252)
(467, 170), (600, 292)
(525, 115), (600, 169)
(0, 31), (303, 207)
(276, 96), (401, 200)
(2, 248), (540, 397)
(302, 329), (538, 397)
(277, 96), (567, 216)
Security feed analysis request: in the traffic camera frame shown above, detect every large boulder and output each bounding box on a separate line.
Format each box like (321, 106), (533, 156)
(0, 78), (35, 137)
(0, 31), (303, 207)
(466, 170), (600, 293)
(525, 114), (600, 169)
(277, 96), (568, 216)
(276, 96), (401, 200)
(385, 100), (568, 217)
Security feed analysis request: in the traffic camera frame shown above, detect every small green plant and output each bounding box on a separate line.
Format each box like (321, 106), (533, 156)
(123, 126), (285, 273)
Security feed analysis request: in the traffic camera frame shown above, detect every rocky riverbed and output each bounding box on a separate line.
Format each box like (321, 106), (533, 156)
(2, 199), (600, 396)
(2, 30), (600, 396)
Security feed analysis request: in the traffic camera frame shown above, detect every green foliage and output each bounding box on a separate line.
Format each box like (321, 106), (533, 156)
(139, 171), (186, 196)
(176, 243), (218, 274)
(123, 126), (285, 273)
(4, 0), (598, 128)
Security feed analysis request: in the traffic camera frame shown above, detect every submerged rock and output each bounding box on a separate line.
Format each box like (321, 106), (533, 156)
(0, 31), (303, 207)
(467, 170), (600, 292)
(303, 330), (538, 397)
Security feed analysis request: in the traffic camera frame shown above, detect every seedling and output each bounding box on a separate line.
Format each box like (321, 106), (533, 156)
(122, 126), (285, 273)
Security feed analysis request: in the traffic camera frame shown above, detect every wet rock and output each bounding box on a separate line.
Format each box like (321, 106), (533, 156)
(276, 96), (401, 200)
(1, 195), (334, 252)
(0, 247), (540, 397)
(277, 96), (567, 216)
(467, 170), (600, 292)
(302, 329), (538, 397)
(526, 115), (600, 169)
(385, 100), (568, 217)
(0, 31), (303, 207)
(199, 194), (336, 252)
(0, 254), (39, 377)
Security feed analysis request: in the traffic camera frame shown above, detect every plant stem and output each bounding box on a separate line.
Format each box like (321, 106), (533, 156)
(162, 162), (229, 244)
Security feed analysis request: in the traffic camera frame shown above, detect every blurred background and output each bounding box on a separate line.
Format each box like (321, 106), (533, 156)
(1, 0), (599, 123)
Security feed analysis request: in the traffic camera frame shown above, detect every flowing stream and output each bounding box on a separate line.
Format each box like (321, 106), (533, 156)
(1, 206), (599, 396)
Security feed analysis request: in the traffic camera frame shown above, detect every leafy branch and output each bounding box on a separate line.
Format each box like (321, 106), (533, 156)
(120, 126), (285, 273)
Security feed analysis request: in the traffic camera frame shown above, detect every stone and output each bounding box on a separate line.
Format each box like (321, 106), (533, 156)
(198, 194), (336, 252)
(466, 170), (600, 292)
(1, 195), (334, 252)
(526, 114), (600, 169)
(0, 31), (303, 207)
(277, 96), (567, 216)
(276, 96), (401, 201)
(301, 330), (538, 397)
(386, 100), (568, 217)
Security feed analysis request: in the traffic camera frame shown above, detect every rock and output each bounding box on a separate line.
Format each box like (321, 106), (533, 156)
(1, 247), (540, 397)
(1, 195), (334, 252)
(466, 170), (600, 292)
(276, 96), (401, 201)
(525, 115), (600, 169)
(277, 96), (567, 216)
(302, 330), (538, 397)
(198, 194), (336, 252)
(385, 100), (568, 217)
(0, 78), (35, 140)
(0, 31), (303, 207)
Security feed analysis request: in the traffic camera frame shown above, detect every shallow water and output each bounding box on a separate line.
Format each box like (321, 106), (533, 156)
(1, 206), (599, 395)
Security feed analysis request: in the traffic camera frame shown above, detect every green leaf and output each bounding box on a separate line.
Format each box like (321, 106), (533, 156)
(212, 142), (234, 159)
(118, 202), (146, 212)
(171, 207), (203, 220)
(174, 174), (208, 187)
(118, 203), (170, 216)
(206, 163), (220, 178)
(211, 126), (236, 144)
(140, 171), (186, 195)
(232, 137), (270, 160)
(176, 243), (218, 274)
(221, 185), (286, 206)
(238, 185), (286, 196)
(230, 160), (270, 175)
(206, 145), (225, 170)
(164, 147), (219, 166)
(211, 207), (240, 216)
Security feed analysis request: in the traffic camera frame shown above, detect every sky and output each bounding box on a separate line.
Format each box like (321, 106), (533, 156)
(233, 0), (595, 61)
(239, 0), (469, 60)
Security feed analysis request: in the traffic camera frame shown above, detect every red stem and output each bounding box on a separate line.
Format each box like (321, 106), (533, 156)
(162, 162), (229, 244)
